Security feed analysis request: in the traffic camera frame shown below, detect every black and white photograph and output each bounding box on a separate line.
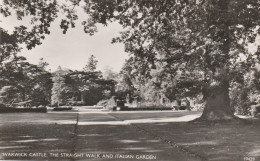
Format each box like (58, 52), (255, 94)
(0, 0), (259, 161)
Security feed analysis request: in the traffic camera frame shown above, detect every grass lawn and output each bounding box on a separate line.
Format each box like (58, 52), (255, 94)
(0, 112), (259, 161)
(136, 118), (260, 161)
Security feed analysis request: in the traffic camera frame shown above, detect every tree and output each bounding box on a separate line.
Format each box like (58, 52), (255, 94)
(0, 28), (19, 68)
(0, 55), (53, 107)
(38, 58), (49, 70)
(230, 67), (260, 115)
(116, 58), (137, 99)
(1, 0), (259, 121)
(65, 70), (116, 105)
(51, 66), (68, 107)
(84, 55), (98, 72)
(1, 21), (53, 108)
(0, 86), (19, 106)
(103, 66), (119, 80)
(65, 71), (99, 104)
(30, 58), (52, 107)
(79, 0), (259, 121)
(118, 55), (203, 105)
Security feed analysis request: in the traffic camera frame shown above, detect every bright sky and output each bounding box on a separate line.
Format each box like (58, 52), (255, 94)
(0, 2), (259, 73)
(0, 7), (128, 73)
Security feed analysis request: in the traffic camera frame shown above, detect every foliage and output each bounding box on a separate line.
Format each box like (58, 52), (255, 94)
(115, 57), (143, 100)
(117, 56), (204, 105)
(103, 66), (119, 80)
(65, 70), (116, 105)
(0, 86), (19, 105)
(0, 103), (7, 108)
(0, 29), (52, 107)
(97, 99), (109, 108)
(83, 55), (98, 72)
(1, 1), (259, 77)
(0, 0), (59, 49)
(51, 66), (69, 106)
(106, 96), (117, 110)
(30, 71), (52, 107)
(0, 27), (53, 107)
(0, 107), (47, 113)
(231, 69), (260, 115)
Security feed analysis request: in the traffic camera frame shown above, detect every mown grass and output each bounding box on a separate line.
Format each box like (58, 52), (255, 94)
(137, 118), (260, 161)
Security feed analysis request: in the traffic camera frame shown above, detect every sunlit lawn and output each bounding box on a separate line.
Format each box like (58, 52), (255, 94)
(0, 112), (259, 161)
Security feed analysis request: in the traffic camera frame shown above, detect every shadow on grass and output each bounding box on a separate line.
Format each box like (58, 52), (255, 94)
(136, 118), (260, 161)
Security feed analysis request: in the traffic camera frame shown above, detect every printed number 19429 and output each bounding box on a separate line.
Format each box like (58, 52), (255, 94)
(244, 156), (255, 161)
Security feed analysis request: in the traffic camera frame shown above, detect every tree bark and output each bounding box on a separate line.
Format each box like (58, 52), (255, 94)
(199, 85), (236, 121)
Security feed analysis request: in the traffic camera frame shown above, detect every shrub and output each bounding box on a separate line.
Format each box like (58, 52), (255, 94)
(250, 105), (260, 117)
(0, 107), (47, 113)
(66, 100), (85, 106)
(52, 107), (72, 111)
(0, 103), (7, 108)
(106, 96), (117, 110)
(97, 99), (109, 108)
(125, 102), (174, 111)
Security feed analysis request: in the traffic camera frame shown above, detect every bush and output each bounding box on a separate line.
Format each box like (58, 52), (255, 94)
(123, 102), (174, 111)
(250, 105), (260, 117)
(0, 107), (47, 113)
(126, 106), (173, 111)
(52, 107), (72, 111)
(97, 99), (109, 108)
(0, 103), (7, 108)
(66, 100), (85, 106)
(106, 96), (117, 110)
(230, 87), (252, 115)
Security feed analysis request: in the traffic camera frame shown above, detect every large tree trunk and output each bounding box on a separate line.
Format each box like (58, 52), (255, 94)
(199, 85), (236, 121)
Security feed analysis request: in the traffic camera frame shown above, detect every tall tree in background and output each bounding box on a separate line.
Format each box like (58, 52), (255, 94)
(103, 66), (119, 81)
(65, 70), (116, 105)
(65, 71), (100, 104)
(116, 58), (137, 99)
(84, 55), (98, 72)
(51, 66), (68, 107)
(0, 55), (53, 107)
(1, 0), (259, 121)
(30, 58), (52, 107)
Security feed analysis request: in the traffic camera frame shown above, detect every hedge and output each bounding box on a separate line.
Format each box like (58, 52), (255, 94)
(0, 107), (47, 113)
(113, 106), (174, 111)
(52, 107), (73, 111)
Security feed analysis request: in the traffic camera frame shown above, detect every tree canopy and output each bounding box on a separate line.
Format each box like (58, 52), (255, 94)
(1, 0), (259, 120)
